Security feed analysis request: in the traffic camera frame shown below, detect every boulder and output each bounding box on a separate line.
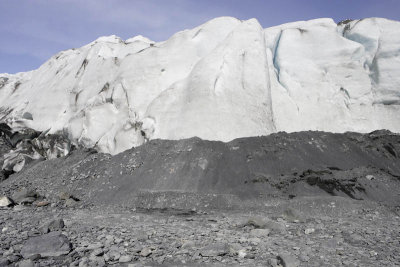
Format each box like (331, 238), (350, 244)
(21, 232), (71, 258)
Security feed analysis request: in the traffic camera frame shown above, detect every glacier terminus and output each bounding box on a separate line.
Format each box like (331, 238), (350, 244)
(0, 17), (399, 154)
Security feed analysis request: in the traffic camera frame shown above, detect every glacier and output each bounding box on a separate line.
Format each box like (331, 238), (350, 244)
(0, 17), (399, 154)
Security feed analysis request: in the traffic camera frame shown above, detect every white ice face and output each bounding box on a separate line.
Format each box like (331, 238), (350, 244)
(0, 17), (399, 154)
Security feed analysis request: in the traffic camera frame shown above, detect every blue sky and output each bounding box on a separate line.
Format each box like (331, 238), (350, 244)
(1, 0), (399, 74)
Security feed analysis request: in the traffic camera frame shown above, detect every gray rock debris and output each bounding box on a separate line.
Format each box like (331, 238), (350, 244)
(1, 124), (72, 174)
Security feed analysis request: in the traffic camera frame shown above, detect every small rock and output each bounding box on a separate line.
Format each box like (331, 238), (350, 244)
(238, 249), (247, 259)
(244, 217), (286, 233)
(91, 256), (105, 266)
(21, 231), (71, 258)
(91, 248), (104, 257)
(283, 208), (305, 223)
(78, 257), (88, 267)
(39, 218), (65, 233)
(59, 192), (71, 200)
(200, 243), (229, 257)
(299, 254), (310, 262)
(26, 254), (41, 261)
(135, 231), (148, 241)
(140, 247), (153, 257)
(228, 243), (244, 256)
(12, 188), (37, 204)
(16, 259), (34, 267)
(0, 196), (14, 207)
(181, 240), (195, 249)
(87, 243), (103, 250)
(104, 235), (114, 246)
(119, 255), (132, 263)
(36, 201), (50, 207)
(243, 217), (268, 228)
(266, 221), (287, 234)
(250, 228), (271, 237)
(0, 259), (10, 267)
(108, 250), (121, 261)
(248, 237), (261, 245)
(366, 175), (375, 180)
(268, 258), (279, 267)
(6, 254), (21, 263)
(19, 197), (36, 205)
(13, 204), (28, 211)
(65, 198), (78, 207)
(305, 228), (315, 235)
(4, 247), (14, 256)
(277, 253), (300, 267)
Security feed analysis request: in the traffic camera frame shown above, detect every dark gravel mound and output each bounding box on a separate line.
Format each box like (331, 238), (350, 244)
(1, 130), (399, 210)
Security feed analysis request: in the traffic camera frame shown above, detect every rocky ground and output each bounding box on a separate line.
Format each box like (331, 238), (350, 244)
(1, 196), (399, 266)
(1, 130), (400, 266)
